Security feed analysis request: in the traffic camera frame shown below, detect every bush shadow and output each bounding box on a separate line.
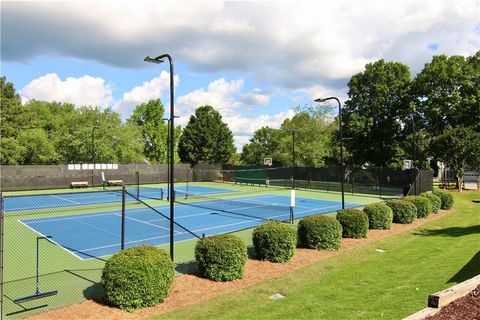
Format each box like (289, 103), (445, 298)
(412, 225), (480, 237)
(448, 250), (480, 284)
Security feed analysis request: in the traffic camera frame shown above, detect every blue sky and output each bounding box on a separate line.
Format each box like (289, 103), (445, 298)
(1, 0), (479, 151)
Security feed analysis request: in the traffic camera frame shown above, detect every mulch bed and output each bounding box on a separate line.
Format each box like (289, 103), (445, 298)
(425, 284), (480, 320)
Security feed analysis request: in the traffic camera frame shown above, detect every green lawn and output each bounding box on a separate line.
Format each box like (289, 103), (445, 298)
(149, 190), (480, 320)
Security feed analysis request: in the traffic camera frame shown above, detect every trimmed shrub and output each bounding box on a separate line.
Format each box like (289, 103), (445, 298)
(298, 215), (342, 250)
(252, 221), (296, 263)
(420, 193), (441, 214)
(363, 203), (393, 229)
(404, 196), (433, 218)
(336, 208), (369, 238)
(101, 245), (174, 311)
(433, 189), (454, 210)
(386, 199), (417, 224)
(195, 234), (247, 281)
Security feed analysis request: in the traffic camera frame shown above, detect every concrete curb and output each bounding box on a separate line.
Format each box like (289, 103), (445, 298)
(403, 274), (480, 319)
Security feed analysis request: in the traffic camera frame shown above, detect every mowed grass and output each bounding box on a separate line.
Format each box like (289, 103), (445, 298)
(149, 190), (480, 320)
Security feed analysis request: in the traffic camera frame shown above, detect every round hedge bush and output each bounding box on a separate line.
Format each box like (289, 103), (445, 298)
(404, 196), (433, 218)
(252, 221), (296, 263)
(336, 208), (369, 238)
(195, 234), (247, 282)
(298, 215), (342, 250)
(101, 245), (174, 311)
(386, 199), (417, 224)
(433, 190), (454, 210)
(363, 203), (393, 229)
(420, 193), (441, 214)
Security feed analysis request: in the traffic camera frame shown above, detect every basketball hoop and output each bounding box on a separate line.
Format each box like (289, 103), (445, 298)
(264, 158), (273, 167)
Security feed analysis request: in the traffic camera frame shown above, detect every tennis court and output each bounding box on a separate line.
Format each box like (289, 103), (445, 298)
(4, 185), (235, 212)
(19, 194), (361, 260)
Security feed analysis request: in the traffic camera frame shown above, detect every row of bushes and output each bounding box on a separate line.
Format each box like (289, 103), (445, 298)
(100, 189), (455, 310)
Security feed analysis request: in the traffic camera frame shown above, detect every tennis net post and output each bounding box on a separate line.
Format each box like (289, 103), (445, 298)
(121, 185), (126, 250)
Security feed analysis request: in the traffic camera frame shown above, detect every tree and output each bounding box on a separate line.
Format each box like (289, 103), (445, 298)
(276, 111), (335, 167)
(17, 128), (58, 164)
(0, 76), (23, 138)
(342, 59), (412, 168)
(128, 99), (181, 163)
(412, 52), (480, 135)
(430, 126), (480, 191)
(179, 105), (235, 164)
(0, 137), (26, 164)
(241, 127), (281, 165)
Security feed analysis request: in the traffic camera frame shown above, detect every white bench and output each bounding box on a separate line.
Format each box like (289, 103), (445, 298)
(71, 181), (89, 188)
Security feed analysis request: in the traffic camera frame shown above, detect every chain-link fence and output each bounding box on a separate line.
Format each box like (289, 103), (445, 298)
(218, 165), (433, 197)
(0, 183), (206, 319)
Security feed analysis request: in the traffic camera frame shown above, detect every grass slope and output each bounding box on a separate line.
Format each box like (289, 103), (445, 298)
(149, 190), (480, 320)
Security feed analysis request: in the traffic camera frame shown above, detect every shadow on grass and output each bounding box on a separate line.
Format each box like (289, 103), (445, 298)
(448, 250), (480, 284)
(412, 225), (480, 237)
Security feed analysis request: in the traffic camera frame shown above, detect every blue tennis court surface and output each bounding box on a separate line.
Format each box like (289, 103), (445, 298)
(4, 185), (235, 212)
(19, 195), (361, 260)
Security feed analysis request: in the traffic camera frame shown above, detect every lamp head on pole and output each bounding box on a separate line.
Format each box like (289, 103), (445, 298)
(314, 97), (337, 103)
(144, 56), (165, 64)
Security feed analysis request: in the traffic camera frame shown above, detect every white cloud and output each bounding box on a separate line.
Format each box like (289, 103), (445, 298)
(240, 89), (270, 106)
(20, 73), (112, 107)
(113, 71), (179, 117)
(227, 110), (296, 151)
(177, 78), (244, 116)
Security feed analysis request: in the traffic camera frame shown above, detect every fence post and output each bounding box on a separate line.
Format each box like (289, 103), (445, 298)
(0, 193), (4, 320)
(121, 186), (126, 250)
(136, 171), (140, 201)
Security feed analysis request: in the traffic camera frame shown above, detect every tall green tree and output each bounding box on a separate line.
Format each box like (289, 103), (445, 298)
(412, 52), (480, 134)
(342, 59), (412, 168)
(241, 127), (281, 165)
(128, 99), (181, 163)
(179, 105), (235, 164)
(430, 126), (480, 191)
(276, 111), (335, 167)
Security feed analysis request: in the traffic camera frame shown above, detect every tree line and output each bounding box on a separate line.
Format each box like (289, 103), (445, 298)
(1, 51), (479, 188)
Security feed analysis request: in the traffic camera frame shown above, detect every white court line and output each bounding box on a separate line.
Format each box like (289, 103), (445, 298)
(17, 219), (86, 260)
(112, 212), (170, 232)
(50, 194), (81, 205)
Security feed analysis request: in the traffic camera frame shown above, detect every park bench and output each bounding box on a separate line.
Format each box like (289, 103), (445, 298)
(107, 179), (124, 186)
(70, 181), (89, 188)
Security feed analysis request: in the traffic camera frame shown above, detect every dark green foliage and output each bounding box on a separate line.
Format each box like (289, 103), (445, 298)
(252, 221), (296, 263)
(0, 77), (144, 165)
(336, 208), (369, 238)
(430, 126), (480, 191)
(386, 199), (417, 224)
(342, 59), (412, 168)
(195, 234), (247, 281)
(101, 245), (174, 311)
(420, 193), (441, 214)
(298, 215), (342, 250)
(127, 99), (180, 163)
(363, 203), (393, 229)
(433, 190), (455, 210)
(404, 196), (432, 218)
(179, 105), (235, 164)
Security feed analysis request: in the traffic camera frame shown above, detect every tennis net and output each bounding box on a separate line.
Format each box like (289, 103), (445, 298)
(175, 191), (293, 223)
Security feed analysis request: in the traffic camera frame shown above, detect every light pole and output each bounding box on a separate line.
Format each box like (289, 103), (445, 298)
(411, 114), (417, 195)
(315, 97), (345, 209)
(290, 129), (296, 189)
(145, 54), (175, 261)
